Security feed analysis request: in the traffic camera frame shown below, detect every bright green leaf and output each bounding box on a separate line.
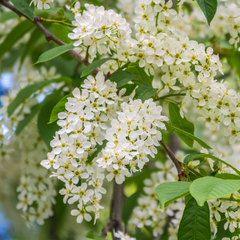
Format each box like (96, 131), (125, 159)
(35, 44), (74, 64)
(215, 173), (240, 180)
(48, 94), (73, 124)
(81, 58), (114, 78)
(183, 153), (240, 175)
(190, 177), (240, 206)
(156, 182), (191, 209)
(110, 71), (138, 87)
(0, 11), (18, 23)
(38, 97), (62, 150)
(134, 85), (157, 101)
(178, 198), (211, 240)
(196, 0), (217, 25)
(164, 123), (212, 149)
(11, 0), (34, 21)
(52, 23), (71, 44)
(85, 231), (105, 240)
(86, 140), (107, 164)
(169, 103), (194, 148)
(7, 77), (72, 117)
(0, 20), (34, 59)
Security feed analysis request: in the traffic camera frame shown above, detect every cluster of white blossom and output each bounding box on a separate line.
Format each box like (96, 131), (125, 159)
(15, 121), (56, 227)
(115, 231), (136, 240)
(129, 160), (184, 238)
(41, 71), (168, 223)
(30, 0), (53, 9)
(68, 3), (132, 63)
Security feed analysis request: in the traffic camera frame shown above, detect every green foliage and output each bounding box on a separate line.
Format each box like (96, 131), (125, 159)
(85, 231), (105, 240)
(0, 20), (34, 58)
(155, 182), (191, 209)
(37, 97), (62, 150)
(178, 198), (211, 240)
(215, 173), (240, 180)
(169, 103), (195, 147)
(86, 140), (108, 164)
(165, 122), (212, 149)
(110, 70), (138, 87)
(35, 43), (74, 64)
(183, 152), (240, 175)
(52, 23), (71, 44)
(81, 58), (114, 78)
(134, 85), (157, 101)
(7, 77), (72, 117)
(190, 176), (240, 206)
(11, 0), (34, 21)
(196, 0), (217, 25)
(15, 92), (61, 135)
(48, 94), (73, 124)
(0, 11), (18, 22)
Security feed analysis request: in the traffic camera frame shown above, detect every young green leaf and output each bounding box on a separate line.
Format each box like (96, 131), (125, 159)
(7, 77), (72, 117)
(183, 152), (240, 175)
(110, 70), (138, 87)
(48, 94), (73, 124)
(190, 177), (240, 206)
(86, 231), (105, 240)
(11, 0), (34, 21)
(155, 182), (191, 209)
(0, 20), (34, 58)
(38, 97), (62, 150)
(165, 122), (212, 149)
(86, 140), (107, 164)
(196, 0), (217, 25)
(215, 173), (240, 180)
(169, 103), (194, 147)
(178, 198), (211, 240)
(35, 44), (74, 64)
(134, 85), (157, 101)
(81, 58), (114, 78)
(52, 23), (71, 44)
(15, 92), (61, 135)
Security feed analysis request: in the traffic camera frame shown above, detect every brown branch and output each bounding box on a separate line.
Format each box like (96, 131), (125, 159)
(102, 182), (123, 239)
(160, 140), (184, 180)
(0, 0), (91, 67)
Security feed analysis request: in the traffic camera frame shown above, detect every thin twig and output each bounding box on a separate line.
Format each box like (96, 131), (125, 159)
(160, 140), (184, 180)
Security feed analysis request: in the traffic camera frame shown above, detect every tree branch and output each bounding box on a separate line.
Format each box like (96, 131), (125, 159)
(0, 0), (91, 68)
(102, 182), (123, 239)
(160, 140), (184, 180)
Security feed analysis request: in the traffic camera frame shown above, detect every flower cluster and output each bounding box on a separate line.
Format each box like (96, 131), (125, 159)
(30, 0), (53, 10)
(68, 3), (132, 62)
(41, 71), (168, 223)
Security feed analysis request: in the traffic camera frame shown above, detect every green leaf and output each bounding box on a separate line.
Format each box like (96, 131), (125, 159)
(196, 0), (217, 25)
(86, 140), (107, 164)
(11, 0), (34, 21)
(0, 20), (34, 58)
(164, 122), (212, 149)
(52, 23), (71, 44)
(156, 182), (191, 209)
(48, 94), (73, 124)
(0, 11), (18, 23)
(110, 71), (138, 88)
(215, 173), (240, 180)
(190, 176), (240, 206)
(183, 153), (240, 175)
(169, 103), (194, 148)
(127, 63), (153, 86)
(19, 27), (43, 69)
(178, 198), (211, 240)
(15, 92), (61, 135)
(81, 58), (113, 78)
(134, 85), (157, 101)
(35, 43), (74, 64)
(7, 77), (72, 117)
(85, 231), (105, 240)
(38, 97), (62, 150)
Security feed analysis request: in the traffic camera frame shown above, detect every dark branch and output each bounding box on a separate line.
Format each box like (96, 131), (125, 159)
(160, 140), (184, 180)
